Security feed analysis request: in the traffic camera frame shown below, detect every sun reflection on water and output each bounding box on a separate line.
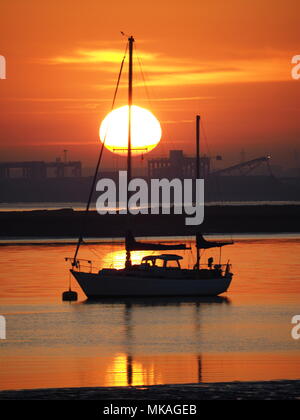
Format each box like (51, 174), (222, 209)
(105, 353), (158, 387)
(103, 249), (161, 270)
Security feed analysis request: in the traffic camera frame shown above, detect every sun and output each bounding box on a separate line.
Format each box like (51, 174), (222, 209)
(99, 105), (162, 156)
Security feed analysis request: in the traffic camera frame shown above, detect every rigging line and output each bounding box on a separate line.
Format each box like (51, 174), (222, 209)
(72, 43), (128, 263)
(134, 43), (175, 156)
(134, 43), (152, 109)
(85, 246), (102, 269)
(200, 124), (231, 250)
(134, 43), (177, 156)
(200, 118), (212, 159)
(135, 45), (166, 154)
(85, 241), (103, 259)
(199, 117), (233, 242)
(211, 167), (234, 243)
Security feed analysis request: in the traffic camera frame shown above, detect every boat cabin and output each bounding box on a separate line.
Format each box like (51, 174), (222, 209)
(141, 254), (183, 269)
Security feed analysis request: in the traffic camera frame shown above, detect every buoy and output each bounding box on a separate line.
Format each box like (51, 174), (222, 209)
(62, 290), (78, 301)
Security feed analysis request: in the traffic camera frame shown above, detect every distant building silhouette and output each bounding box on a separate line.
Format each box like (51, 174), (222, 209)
(0, 160), (82, 179)
(148, 150), (211, 179)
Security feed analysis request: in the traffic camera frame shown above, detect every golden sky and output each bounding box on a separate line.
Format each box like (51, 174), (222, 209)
(0, 0), (299, 168)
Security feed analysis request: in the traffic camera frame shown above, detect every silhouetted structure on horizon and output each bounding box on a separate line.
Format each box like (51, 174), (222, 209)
(148, 150), (211, 179)
(0, 160), (82, 179)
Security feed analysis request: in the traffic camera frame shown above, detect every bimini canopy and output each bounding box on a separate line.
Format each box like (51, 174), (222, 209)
(142, 254), (183, 263)
(125, 231), (190, 252)
(196, 233), (233, 249)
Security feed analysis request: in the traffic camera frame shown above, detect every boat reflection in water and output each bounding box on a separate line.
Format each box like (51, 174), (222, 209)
(106, 353), (204, 387)
(83, 296), (230, 386)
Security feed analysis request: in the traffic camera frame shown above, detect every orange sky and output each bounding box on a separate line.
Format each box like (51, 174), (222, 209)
(0, 0), (299, 169)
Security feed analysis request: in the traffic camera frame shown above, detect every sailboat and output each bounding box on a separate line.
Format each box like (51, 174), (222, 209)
(66, 36), (234, 298)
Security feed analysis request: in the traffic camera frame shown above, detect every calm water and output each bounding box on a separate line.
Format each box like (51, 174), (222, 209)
(0, 235), (300, 390)
(1, 201), (300, 211)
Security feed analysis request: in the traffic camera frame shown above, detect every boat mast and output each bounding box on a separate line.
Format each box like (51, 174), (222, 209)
(196, 114), (201, 270)
(126, 36), (134, 269)
(127, 36), (134, 186)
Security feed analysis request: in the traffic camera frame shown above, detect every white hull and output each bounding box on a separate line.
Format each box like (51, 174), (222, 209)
(71, 270), (232, 298)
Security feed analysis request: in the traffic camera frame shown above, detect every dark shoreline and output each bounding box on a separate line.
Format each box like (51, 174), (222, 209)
(0, 204), (299, 238)
(1, 380), (300, 400)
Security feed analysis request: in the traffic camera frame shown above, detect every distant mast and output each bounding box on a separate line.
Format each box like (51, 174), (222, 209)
(196, 115), (200, 179)
(195, 115), (201, 270)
